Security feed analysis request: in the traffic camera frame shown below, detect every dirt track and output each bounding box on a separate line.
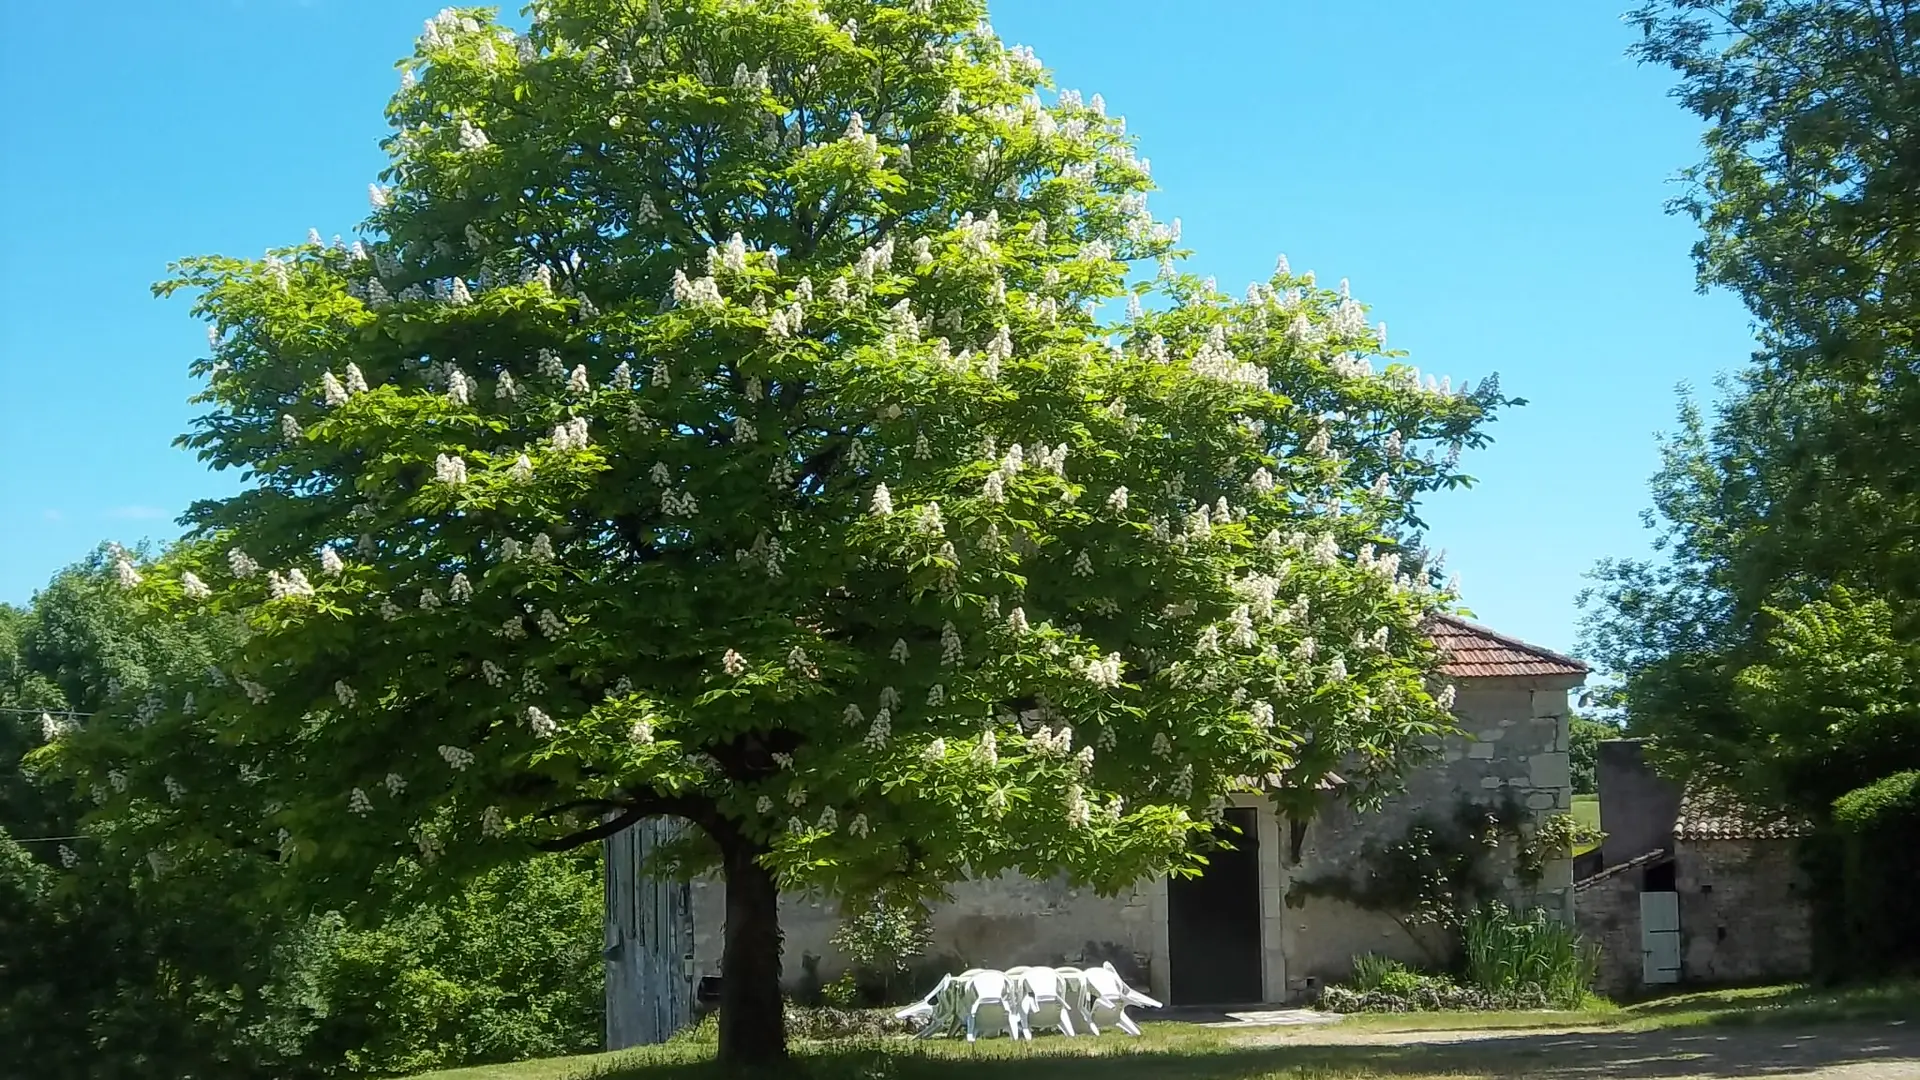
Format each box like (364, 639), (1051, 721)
(1241, 1019), (1920, 1078)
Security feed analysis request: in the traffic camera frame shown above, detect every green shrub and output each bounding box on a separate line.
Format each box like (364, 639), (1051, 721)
(1462, 902), (1598, 1008)
(304, 851), (604, 1076)
(1824, 773), (1920, 979)
(1833, 770), (1920, 829)
(827, 899), (936, 1005)
(1349, 952), (1403, 992)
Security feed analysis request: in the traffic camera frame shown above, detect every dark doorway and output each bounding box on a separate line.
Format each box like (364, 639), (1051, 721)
(1166, 807), (1264, 1005)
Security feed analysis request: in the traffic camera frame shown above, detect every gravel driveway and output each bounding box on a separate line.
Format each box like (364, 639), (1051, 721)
(1240, 1019), (1920, 1078)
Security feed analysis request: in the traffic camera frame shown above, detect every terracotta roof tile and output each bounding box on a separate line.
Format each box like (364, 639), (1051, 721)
(1674, 787), (1813, 841)
(1425, 613), (1590, 680)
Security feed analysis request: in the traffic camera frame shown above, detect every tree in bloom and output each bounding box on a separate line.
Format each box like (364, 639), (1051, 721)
(53, 0), (1511, 1063)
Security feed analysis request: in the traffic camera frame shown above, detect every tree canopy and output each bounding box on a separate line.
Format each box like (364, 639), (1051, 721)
(40, 0), (1510, 1060)
(1584, 1), (1920, 818)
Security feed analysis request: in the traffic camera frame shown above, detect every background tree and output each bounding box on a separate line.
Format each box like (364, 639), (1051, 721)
(1566, 712), (1618, 796)
(1585, 1), (1920, 816)
(43, 0), (1511, 1062)
(4, 553), (605, 1080)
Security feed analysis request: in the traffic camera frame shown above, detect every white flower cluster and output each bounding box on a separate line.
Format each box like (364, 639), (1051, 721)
(940, 621), (964, 666)
(384, 772), (406, 796)
(238, 678), (272, 705)
(1072, 652), (1125, 688)
(334, 680), (357, 707)
(629, 718), (654, 744)
(966, 728), (1000, 766)
(1169, 764), (1195, 800)
(162, 775), (185, 802)
(113, 554), (142, 589)
(661, 488), (698, 517)
(181, 571), (211, 599)
(869, 484), (894, 516)
(551, 416), (590, 451)
(709, 232), (749, 274)
(349, 787), (374, 815)
(266, 568), (314, 600)
(481, 660), (507, 686)
(1029, 724), (1073, 758)
(1189, 326), (1266, 388)
(1064, 784), (1092, 829)
(671, 269), (723, 307)
(481, 806), (507, 838)
(864, 707), (892, 749)
(922, 738), (947, 762)
(786, 646), (819, 679)
(434, 453), (469, 485)
(536, 609), (567, 638)
(524, 705), (557, 738)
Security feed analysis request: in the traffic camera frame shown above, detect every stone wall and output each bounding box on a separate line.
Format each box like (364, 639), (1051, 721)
(680, 673), (1579, 1003)
(1674, 838), (1812, 985)
(1279, 675), (1579, 992)
(1573, 864), (1655, 998)
(686, 872), (1159, 993)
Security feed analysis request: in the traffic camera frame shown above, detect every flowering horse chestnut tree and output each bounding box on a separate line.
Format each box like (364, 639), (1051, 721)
(51, 0), (1509, 1062)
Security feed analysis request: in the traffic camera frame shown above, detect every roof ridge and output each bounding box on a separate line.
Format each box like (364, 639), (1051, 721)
(1429, 612), (1591, 674)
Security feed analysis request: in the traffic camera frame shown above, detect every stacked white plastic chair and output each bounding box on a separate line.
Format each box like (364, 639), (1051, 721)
(894, 972), (957, 1038)
(958, 969), (1024, 1042)
(1005, 965), (1077, 1038)
(897, 961), (1160, 1041)
(1078, 961), (1161, 1036)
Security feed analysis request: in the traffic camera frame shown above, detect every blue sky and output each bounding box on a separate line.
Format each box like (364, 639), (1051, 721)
(0, 0), (1753, 657)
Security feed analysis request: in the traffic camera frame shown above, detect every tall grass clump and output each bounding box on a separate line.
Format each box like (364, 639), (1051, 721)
(1463, 902), (1598, 1007)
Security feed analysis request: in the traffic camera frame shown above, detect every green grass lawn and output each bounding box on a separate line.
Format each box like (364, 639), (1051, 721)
(406, 980), (1920, 1080)
(1570, 793), (1600, 856)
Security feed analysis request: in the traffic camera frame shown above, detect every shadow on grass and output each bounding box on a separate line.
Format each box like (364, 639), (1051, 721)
(1625, 979), (1920, 1028)
(565, 1020), (1920, 1080)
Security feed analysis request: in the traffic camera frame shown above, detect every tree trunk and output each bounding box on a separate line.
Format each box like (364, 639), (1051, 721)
(717, 841), (787, 1065)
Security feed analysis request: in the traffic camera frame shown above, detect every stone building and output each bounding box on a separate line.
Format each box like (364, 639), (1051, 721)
(605, 614), (1585, 1044)
(1573, 742), (1812, 997)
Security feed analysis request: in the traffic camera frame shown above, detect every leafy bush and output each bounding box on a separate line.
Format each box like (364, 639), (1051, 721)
(1824, 773), (1920, 979)
(831, 900), (935, 975)
(302, 850), (605, 1076)
(826, 899), (937, 1005)
(1349, 952), (1403, 992)
(1462, 902), (1597, 1007)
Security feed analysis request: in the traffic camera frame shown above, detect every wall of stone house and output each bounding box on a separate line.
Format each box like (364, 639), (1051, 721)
(681, 674), (1578, 1003)
(686, 872), (1159, 992)
(1278, 675), (1578, 995)
(1675, 838), (1812, 985)
(1574, 870), (1650, 998)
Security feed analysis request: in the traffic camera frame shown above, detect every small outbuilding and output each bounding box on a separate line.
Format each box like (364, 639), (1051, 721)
(1574, 741), (1813, 997)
